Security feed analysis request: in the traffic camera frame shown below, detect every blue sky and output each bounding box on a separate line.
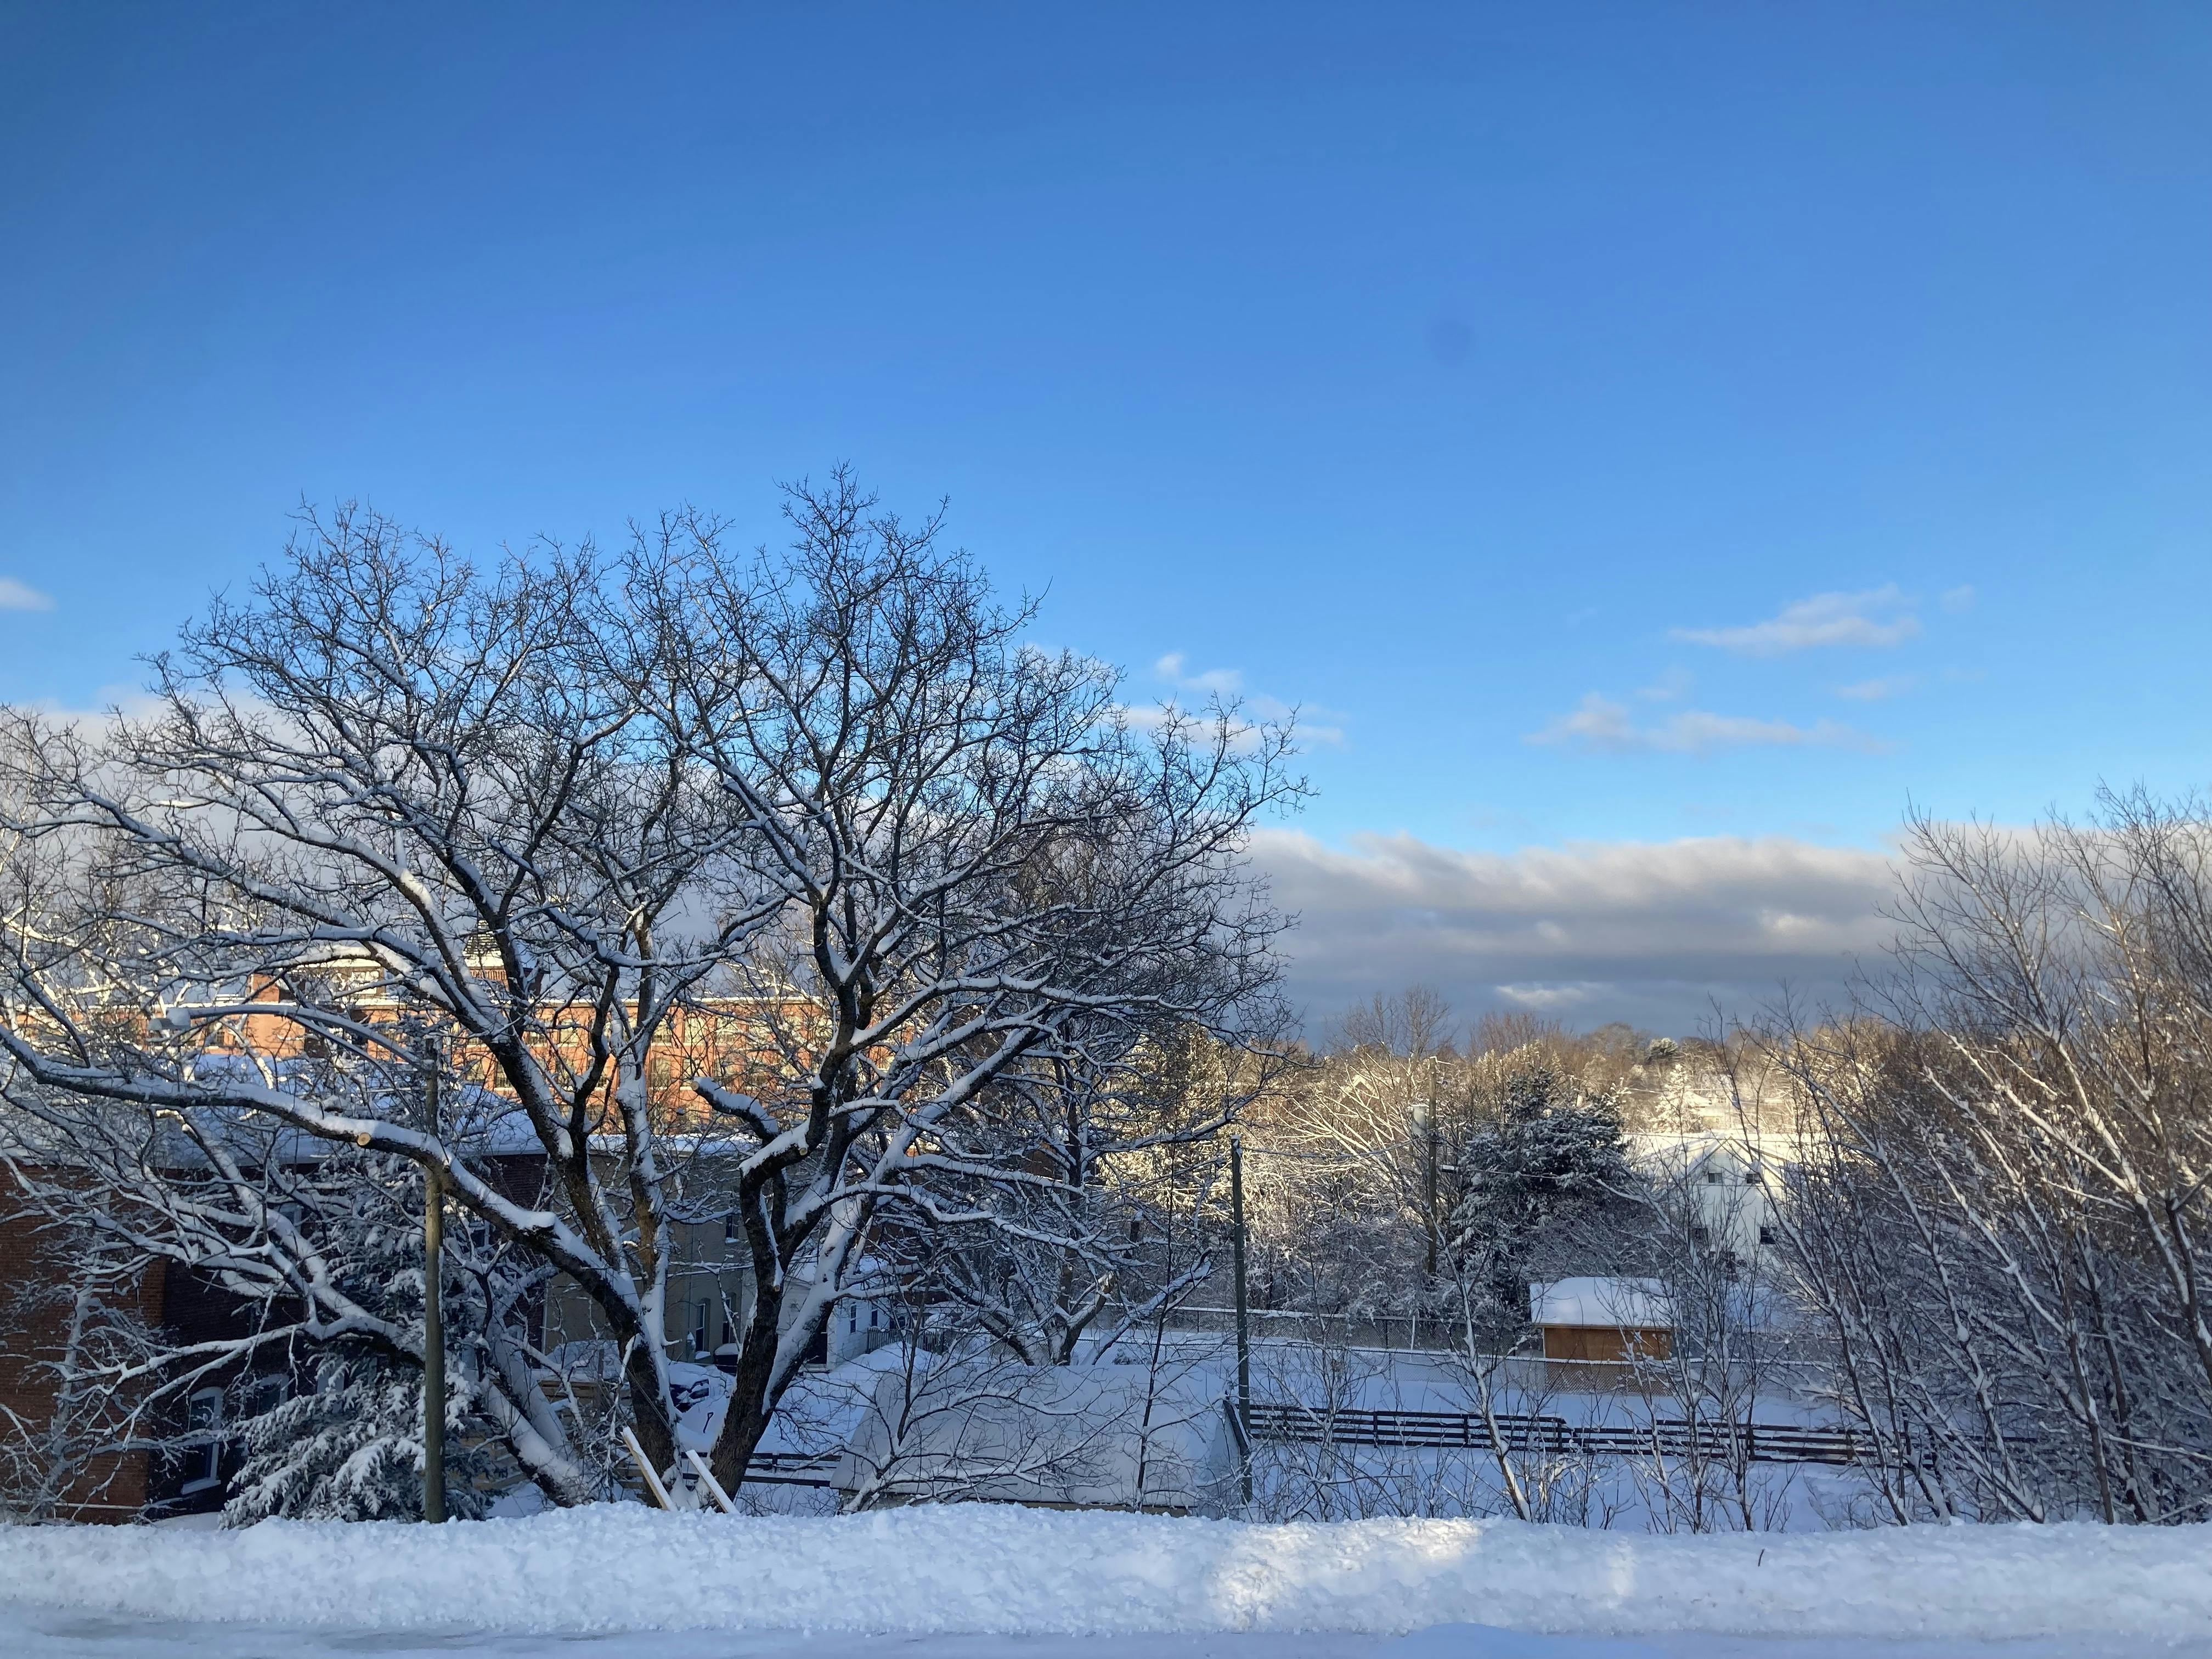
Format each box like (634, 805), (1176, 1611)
(3, 3), (2207, 1029)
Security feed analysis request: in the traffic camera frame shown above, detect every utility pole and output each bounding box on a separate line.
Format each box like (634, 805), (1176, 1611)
(422, 1040), (445, 1524)
(1415, 1101), (1440, 1278)
(1230, 1134), (1251, 1503)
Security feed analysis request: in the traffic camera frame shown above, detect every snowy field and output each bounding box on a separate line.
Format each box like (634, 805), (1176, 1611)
(4, 1506), (2211, 1659)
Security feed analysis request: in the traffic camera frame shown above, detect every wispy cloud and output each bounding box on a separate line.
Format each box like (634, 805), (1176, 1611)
(1635, 667), (1693, 702)
(1138, 652), (1346, 747)
(1494, 981), (1611, 1012)
(1834, 673), (1920, 702)
(0, 577), (54, 612)
(1153, 652), (1244, 697)
(1940, 584), (1976, 614)
(1673, 585), (1920, 657)
(1530, 692), (1881, 755)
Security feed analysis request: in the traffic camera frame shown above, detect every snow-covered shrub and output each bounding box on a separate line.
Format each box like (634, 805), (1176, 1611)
(224, 1353), (487, 1523)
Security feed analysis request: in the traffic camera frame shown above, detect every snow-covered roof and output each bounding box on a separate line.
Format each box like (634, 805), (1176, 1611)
(1529, 1276), (1673, 1330)
(1626, 1130), (1801, 1172)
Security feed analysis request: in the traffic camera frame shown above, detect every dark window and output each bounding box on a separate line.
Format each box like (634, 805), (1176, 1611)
(183, 1388), (224, 1492)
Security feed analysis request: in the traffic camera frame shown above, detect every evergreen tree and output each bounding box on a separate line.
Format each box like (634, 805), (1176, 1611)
(1445, 1064), (1636, 1334)
(223, 1150), (495, 1523)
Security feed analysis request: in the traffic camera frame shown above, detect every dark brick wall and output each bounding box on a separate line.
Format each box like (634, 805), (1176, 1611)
(0, 1197), (162, 1521)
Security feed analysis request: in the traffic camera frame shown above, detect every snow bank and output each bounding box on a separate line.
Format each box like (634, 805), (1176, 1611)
(1, 1507), (2205, 1642)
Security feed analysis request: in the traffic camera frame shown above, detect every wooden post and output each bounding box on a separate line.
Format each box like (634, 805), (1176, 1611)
(685, 1448), (738, 1514)
(621, 1426), (676, 1510)
(1231, 1134), (1251, 1504)
(422, 1043), (446, 1524)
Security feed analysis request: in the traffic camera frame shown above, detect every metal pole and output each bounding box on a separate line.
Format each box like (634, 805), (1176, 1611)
(1420, 1102), (1440, 1279)
(422, 1043), (446, 1524)
(1230, 1135), (1251, 1504)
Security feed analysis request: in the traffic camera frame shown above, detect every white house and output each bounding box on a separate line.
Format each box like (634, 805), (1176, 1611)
(1627, 1131), (1791, 1259)
(827, 1282), (895, 1367)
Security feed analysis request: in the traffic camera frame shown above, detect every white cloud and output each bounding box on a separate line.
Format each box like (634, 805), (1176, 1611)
(1146, 652), (1345, 747)
(1672, 585), (1921, 657)
(1254, 827), (1900, 1031)
(1635, 667), (1693, 702)
(0, 577), (54, 612)
(1529, 692), (1881, 755)
(1940, 585), (1976, 614)
(1153, 652), (1243, 696)
(1834, 673), (1920, 702)
(1494, 981), (1611, 1012)
(1115, 702), (1175, 733)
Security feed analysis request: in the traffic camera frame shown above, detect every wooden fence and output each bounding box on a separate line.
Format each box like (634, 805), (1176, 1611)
(726, 1404), (1877, 1491)
(1243, 1401), (1872, 1466)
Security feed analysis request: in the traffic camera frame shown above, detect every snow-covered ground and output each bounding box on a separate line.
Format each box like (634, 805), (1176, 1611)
(3, 1609), (2193, 1659)
(2, 1505), (2208, 1658)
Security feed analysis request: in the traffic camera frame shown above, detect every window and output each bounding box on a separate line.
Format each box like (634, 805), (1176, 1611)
(183, 1387), (224, 1493)
(1758, 1224), (1776, 1246)
(689, 1301), (711, 1357)
(723, 1214), (741, 1245)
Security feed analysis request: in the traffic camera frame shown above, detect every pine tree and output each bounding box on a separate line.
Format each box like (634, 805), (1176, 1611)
(1446, 1064), (1635, 1333)
(223, 1152), (493, 1523)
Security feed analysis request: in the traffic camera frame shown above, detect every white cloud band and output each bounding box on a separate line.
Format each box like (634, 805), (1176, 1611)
(1529, 692), (1880, 754)
(1255, 827), (1898, 1032)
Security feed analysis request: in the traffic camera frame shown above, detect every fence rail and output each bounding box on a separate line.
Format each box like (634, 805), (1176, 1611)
(740, 1449), (842, 1486)
(1243, 1402), (1871, 1466)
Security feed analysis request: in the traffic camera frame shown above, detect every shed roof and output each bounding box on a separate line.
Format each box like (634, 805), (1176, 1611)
(1529, 1276), (1673, 1330)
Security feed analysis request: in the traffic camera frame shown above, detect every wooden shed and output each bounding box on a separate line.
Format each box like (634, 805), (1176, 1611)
(1530, 1277), (1674, 1384)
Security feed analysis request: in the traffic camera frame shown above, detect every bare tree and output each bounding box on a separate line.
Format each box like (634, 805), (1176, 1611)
(1767, 793), (2212, 1524)
(0, 474), (1297, 1507)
